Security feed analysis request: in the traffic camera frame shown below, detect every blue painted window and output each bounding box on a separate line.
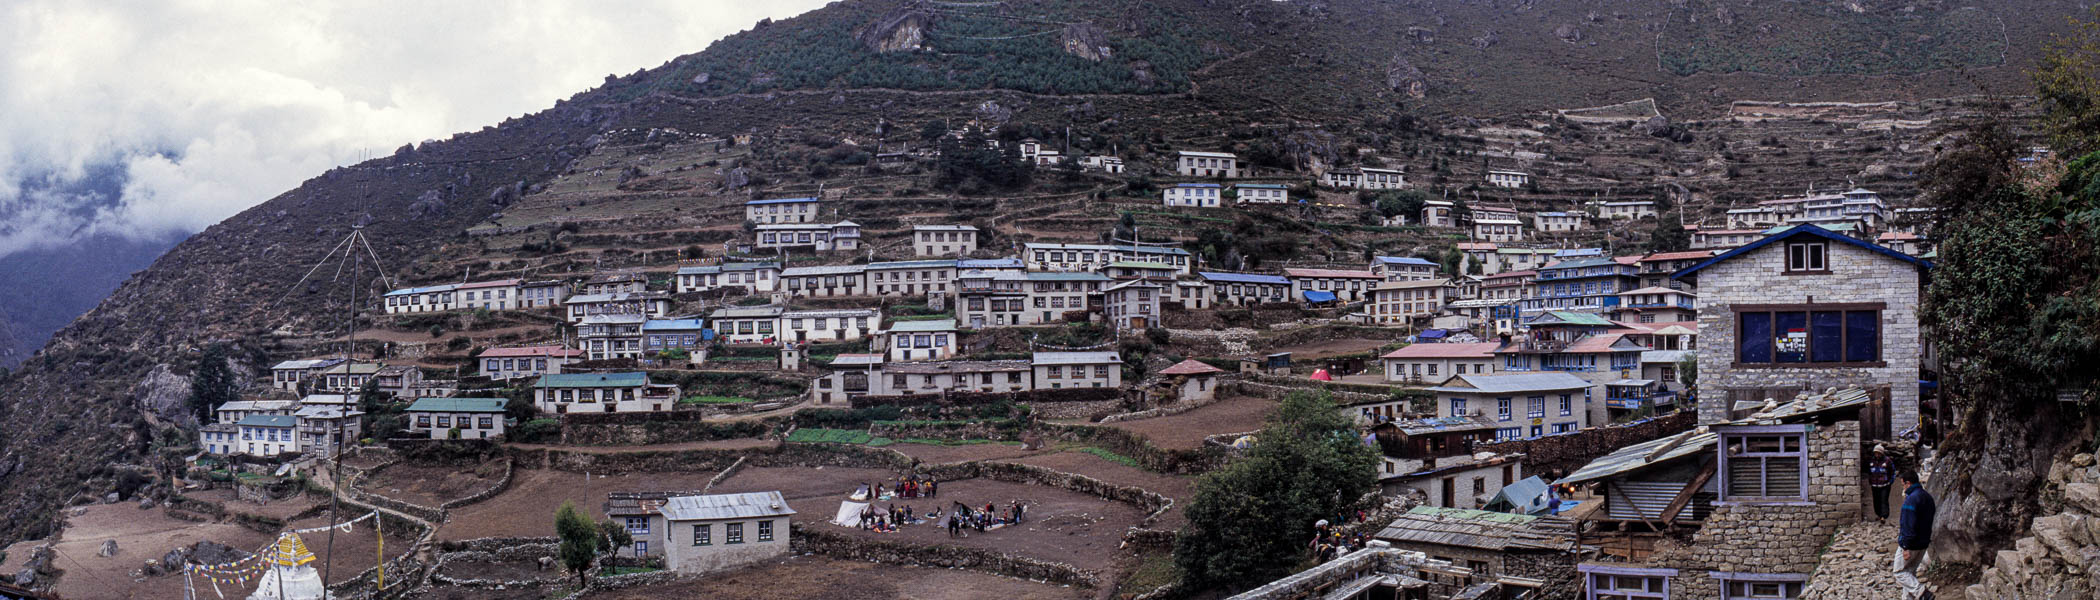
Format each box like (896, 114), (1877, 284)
(1774, 312), (1807, 363)
(1738, 312), (1773, 363)
(1449, 398), (1467, 416)
(1845, 312), (1879, 362)
(1496, 398), (1512, 421)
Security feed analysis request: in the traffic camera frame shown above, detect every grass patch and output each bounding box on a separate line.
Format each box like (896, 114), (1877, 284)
(1122, 550), (1181, 595)
(1079, 447), (1141, 468)
(680, 395), (754, 404)
(786, 428), (873, 445)
(895, 438), (1019, 447)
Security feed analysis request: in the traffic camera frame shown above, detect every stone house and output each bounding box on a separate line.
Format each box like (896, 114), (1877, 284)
(199, 423), (240, 455)
(744, 197), (820, 224)
(1158, 359), (1224, 403)
(1103, 279), (1163, 331)
(313, 361), (380, 393)
(1479, 270), (1537, 303)
(1673, 224), (1929, 434)
(294, 404), (363, 456)
(882, 319), (957, 362)
(641, 318), (710, 356)
(1197, 272), (1292, 306)
(874, 359), (1034, 396)
(1369, 256), (1441, 281)
(579, 314), (647, 360)
(780, 309), (877, 344)
(1535, 211), (1587, 232)
(779, 264), (867, 297)
(1877, 231), (1927, 256)
(1175, 150), (1239, 177)
(1024, 272), (1108, 324)
(1635, 250), (1716, 290)
(478, 345), (583, 381)
(1422, 200), (1456, 228)
(1170, 280), (1211, 310)
(269, 359), (342, 392)
(382, 284), (457, 314)
(1524, 257), (1640, 315)
(563, 291), (671, 324)
(754, 221), (860, 252)
(1023, 242), (1193, 275)
(709, 305), (785, 344)
(1284, 268), (1382, 304)
(232, 415), (300, 457)
(1231, 182), (1290, 204)
(1692, 228), (1764, 251)
(675, 262), (780, 294)
(370, 365), (426, 398)
(911, 225), (978, 257)
(1473, 214), (1527, 243)
(1429, 372), (1593, 440)
(215, 399), (297, 425)
(865, 260), (956, 297)
(956, 270), (1028, 328)
(1601, 201), (1659, 220)
(518, 279), (571, 308)
(1105, 260), (1188, 283)
(1380, 342), (1500, 385)
(1164, 182), (1224, 207)
(1485, 170), (1530, 188)
(402, 397), (506, 440)
(1032, 351), (1122, 389)
(1369, 278), (1455, 325)
(531, 372), (679, 414)
(581, 272), (648, 296)
(454, 279), (521, 311)
(659, 492), (795, 574)
(1080, 155), (1123, 173)
(1373, 506), (1576, 582)
(603, 491), (701, 559)
(1557, 389), (1870, 599)
(1608, 287), (1699, 324)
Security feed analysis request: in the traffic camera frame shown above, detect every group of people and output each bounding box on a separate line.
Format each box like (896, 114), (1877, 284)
(855, 503), (926, 532)
(861, 476), (938, 501)
(1307, 519), (1371, 562)
(945, 500), (1026, 538)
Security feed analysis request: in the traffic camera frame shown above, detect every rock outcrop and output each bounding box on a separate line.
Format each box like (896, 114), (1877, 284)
(1962, 453), (2100, 599)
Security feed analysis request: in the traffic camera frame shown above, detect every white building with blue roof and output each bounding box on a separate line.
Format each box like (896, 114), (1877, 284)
(382, 283), (460, 314)
(232, 414), (302, 457)
(1369, 256), (1442, 281)
(1164, 182), (1224, 207)
(1231, 182), (1290, 204)
(1197, 271), (1292, 306)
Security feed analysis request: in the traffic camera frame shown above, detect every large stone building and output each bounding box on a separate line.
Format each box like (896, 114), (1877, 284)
(1174, 151), (1240, 177)
(744, 197), (820, 224)
(1672, 224), (1928, 434)
(911, 225), (978, 257)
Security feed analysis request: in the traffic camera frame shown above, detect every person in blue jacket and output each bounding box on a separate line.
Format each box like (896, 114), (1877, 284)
(1892, 466), (1935, 600)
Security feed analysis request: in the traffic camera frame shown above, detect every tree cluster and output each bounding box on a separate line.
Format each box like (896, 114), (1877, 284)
(1174, 392), (1380, 589)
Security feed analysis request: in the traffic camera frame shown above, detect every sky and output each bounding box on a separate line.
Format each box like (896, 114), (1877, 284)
(0, 0), (831, 259)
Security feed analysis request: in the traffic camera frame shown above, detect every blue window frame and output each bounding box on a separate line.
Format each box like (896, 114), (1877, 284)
(1449, 398), (1468, 417)
(1496, 398), (1512, 421)
(1559, 394), (1573, 416)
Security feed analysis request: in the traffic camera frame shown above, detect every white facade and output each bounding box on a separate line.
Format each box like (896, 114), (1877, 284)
(1485, 170), (1530, 189)
(675, 262), (780, 294)
(1031, 352), (1122, 389)
(883, 319), (958, 362)
(1175, 151), (1240, 177)
(755, 222), (860, 252)
(1535, 212), (1586, 232)
(1164, 184), (1224, 207)
(1231, 183), (1290, 204)
(660, 493), (795, 575)
(532, 372), (678, 415)
(1103, 280), (1163, 331)
(865, 260), (956, 297)
(745, 198), (820, 224)
(1023, 243), (1193, 274)
(1600, 201), (1658, 220)
(912, 225), (978, 257)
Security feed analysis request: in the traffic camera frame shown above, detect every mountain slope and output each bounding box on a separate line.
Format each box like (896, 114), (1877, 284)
(0, 0), (2084, 548)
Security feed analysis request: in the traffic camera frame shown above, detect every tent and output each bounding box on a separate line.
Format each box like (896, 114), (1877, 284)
(1310, 369), (1332, 381)
(830, 501), (869, 527)
(1482, 476), (1554, 515)
(1302, 290), (1337, 303)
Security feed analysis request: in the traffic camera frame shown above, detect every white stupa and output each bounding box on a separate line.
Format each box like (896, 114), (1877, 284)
(248, 532), (331, 600)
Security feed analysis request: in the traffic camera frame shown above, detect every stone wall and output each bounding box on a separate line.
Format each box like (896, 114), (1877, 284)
(1235, 378), (1392, 406)
(557, 412), (779, 446)
(790, 524), (1099, 588)
(1693, 240), (1922, 434)
(1958, 452), (2100, 600)
(440, 458), (515, 510)
(1643, 420), (1863, 599)
(850, 386), (1121, 408)
(1026, 399), (1124, 421)
(430, 544), (564, 588)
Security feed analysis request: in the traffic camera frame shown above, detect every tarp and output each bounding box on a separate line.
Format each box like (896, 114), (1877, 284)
(1302, 290), (1337, 303)
(830, 501), (869, 527)
(1417, 329), (1448, 339)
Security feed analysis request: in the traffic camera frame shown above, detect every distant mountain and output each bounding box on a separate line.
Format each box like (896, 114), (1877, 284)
(0, 235), (177, 368)
(0, 0), (2083, 549)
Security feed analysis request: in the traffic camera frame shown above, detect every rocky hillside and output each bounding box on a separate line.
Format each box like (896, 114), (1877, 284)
(0, 0), (2085, 549)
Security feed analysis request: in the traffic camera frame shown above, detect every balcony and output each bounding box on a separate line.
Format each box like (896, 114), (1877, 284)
(1605, 397), (1643, 410)
(1541, 365), (1598, 372)
(1511, 339), (1569, 353)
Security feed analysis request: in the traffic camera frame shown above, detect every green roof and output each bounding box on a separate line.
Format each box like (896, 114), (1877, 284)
(888, 319), (957, 332)
(1533, 310), (1616, 326)
(535, 372), (650, 388)
(405, 397), (508, 413)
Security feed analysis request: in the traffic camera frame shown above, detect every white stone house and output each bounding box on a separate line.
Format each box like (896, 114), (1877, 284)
(313, 361), (380, 393)
(1023, 272), (1108, 325)
(215, 399), (297, 425)
(1472, 214), (1526, 243)
(744, 197), (820, 224)
(1429, 372), (1593, 440)
(1171, 280), (1211, 310)
(382, 284), (457, 314)
(270, 359), (342, 392)
(1484, 170), (1530, 189)
(478, 345), (583, 380)
(1102, 279), (1163, 331)
(1607, 287), (1699, 324)
(580, 272), (649, 296)
(659, 492), (796, 575)
(564, 292), (671, 324)
(1368, 278), (1455, 326)
(1673, 224), (1930, 434)
(455, 279), (520, 311)
(532, 372), (679, 415)
(1231, 182), (1290, 204)
(865, 260), (956, 297)
(1197, 272), (1292, 306)
(199, 423), (239, 455)
(403, 397), (507, 440)
(1164, 183), (1224, 207)
(1103, 261), (1178, 281)
(1369, 256), (1441, 281)
(1692, 229), (1765, 250)
(1032, 351), (1122, 389)
(1023, 242), (1193, 275)
(779, 265), (867, 298)
(869, 359), (1034, 396)
(1325, 167), (1406, 190)
(293, 404), (363, 456)
(1534, 212), (1586, 233)
(780, 309), (878, 344)
(518, 280), (571, 308)
(709, 305), (785, 344)
(641, 318), (710, 358)
(956, 270), (1028, 329)
(1421, 200), (1455, 228)
(1380, 342), (1500, 385)
(232, 415), (301, 457)
(882, 319), (958, 362)
(1601, 200), (1658, 220)
(912, 225), (978, 257)
(754, 221), (860, 252)
(1158, 359), (1225, 403)
(1081, 155), (1124, 173)
(579, 314), (647, 360)
(1284, 268), (1383, 304)
(675, 262), (780, 294)
(1175, 151), (1240, 177)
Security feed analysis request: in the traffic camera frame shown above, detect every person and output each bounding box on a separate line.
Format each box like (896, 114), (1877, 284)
(947, 511), (962, 538)
(1893, 466), (1936, 600)
(1868, 444), (1895, 523)
(1013, 500), (1025, 524)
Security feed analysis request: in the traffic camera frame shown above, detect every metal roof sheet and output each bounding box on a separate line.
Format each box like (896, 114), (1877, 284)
(405, 398), (508, 413)
(1198, 272), (1291, 285)
(745, 197), (819, 205)
(1427, 372), (1593, 394)
(236, 415), (297, 428)
(660, 491), (797, 521)
(887, 319), (957, 332)
(1031, 351), (1121, 366)
(535, 372), (650, 388)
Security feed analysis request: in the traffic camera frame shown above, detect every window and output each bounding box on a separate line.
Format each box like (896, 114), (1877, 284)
(1496, 398), (1512, 421)
(1583, 566), (1674, 600)
(479, 417), (494, 429)
(1094, 365), (1109, 378)
(1719, 426), (1808, 501)
(692, 524), (710, 545)
(1449, 398), (1467, 416)
(1736, 306), (1880, 365)
(726, 522), (744, 544)
(1717, 574), (1807, 599)
(1497, 427), (1522, 440)
(1553, 423), (1575, 434)
(1785, 242), (1827, 272)
(1048, 366), (1063, 378)
(757, 519), (774, 541)
(1560, 394), (1573, 416)
(1527, 396), (1545, 419)
(634, 541), (647, 554)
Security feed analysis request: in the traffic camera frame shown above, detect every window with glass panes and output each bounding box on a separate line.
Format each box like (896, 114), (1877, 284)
(1583, 567), (1672, 600)
(1734, 305), (1880, 365)
(726, 522), (744, 543)
(692, 524), (709, 545)
(1718, 426), (1809, 501)
(1717, 575), (1806, 600)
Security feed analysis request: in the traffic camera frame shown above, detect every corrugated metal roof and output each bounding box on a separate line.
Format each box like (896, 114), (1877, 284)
(1373, 506), (1573, 552)
(1177, 151), (1238, 158)
(1640, 350), (1694, 364)
(867, 259), (957, 270)
(829, 354), (884, 366)
(1285, 268), (1380, 279)
(272, 359), (342, 370)
(888, 319), (957, 332)
(1373, 256), (1438, 266)
(781, 264), (867, 276)
(1198, 272), (1290, 285)
(957, 258), (1024, 269)
(1380, 342), (1500, 360)
(655, 488), (793, 522)
(480, 345), (584, 358)
(643, 318), (708, 331)
(1031, 351), (1121, 365)
(1555, 387), (1872, 486)
(236, 415), (297, 428)
(217, 400), (294, 412)
(745, 197), (818, 205)
(1024, 272), (1109, 282)
(710, 306), (785, 319)
(1428, 372), (1592, 394)
(405, 398), (507, 413)
(535, 372), (650, 388)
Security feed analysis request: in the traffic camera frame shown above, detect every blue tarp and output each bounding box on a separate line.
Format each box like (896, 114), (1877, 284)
(1302, 290), (1337, 303)
(1417, 329), (1448, 339)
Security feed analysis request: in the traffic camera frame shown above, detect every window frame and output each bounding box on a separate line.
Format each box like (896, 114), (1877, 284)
(757, 519), (774, 542)
(1712, 572), (1808, 600)
(725, 522), (744, 544)
(1731, 304), (1885, 368)
(692, 524), (710, 546)
(1579, 564), (1677, 600)
(1716, 424), (1811, 505)
(1783, 241), (1828, 274)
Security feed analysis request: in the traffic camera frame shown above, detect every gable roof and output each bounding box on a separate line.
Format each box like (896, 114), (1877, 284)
(1284, 268), (1380, 279)
(1428, 372), (1592, 394)
(1031, 351), (1121, 366)
(659, 491), (797, 521)
(480, 345), (585, 359)
(236, 415), (297, 428)
(1198, 272), (1291, 285)
(1672, 224), (1932, 280)
(1372, 256), (1438, 266)
(1159, 359), (1225, 375)
(405, 397), (508, 413)
(746, 197), (818, 206)
(887, 319), (957, 333)
(1380, 342), (1500, 360)
(1526, 311), (1616, 327)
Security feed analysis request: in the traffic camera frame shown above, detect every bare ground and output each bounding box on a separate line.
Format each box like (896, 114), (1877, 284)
(1103, 395), (1276, 450)
(581, 554), (1087, 600)
(442, 469), (733, 540)
(1003, 451), (1196, 529)
(359, 463), (505, 507)
(32, 503), (409, 600)
(506, 436), (776, 454)
(884, 441), (1044, 464)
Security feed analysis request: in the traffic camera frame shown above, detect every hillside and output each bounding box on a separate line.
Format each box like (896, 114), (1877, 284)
(0, 0), (2083, 551)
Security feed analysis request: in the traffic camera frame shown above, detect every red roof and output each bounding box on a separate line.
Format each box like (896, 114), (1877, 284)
(1284, 268), (1380, 279)
(1457, 242), (1498, 251)
(1877, 232), (1919, 241)
(1380, 342), (1501, 360)
(1159, 359), (1226, 375)
(1564, 333), (1631, 353)
(1638, 250), (1718, 262)
(1613, 256), (1641, 265)
(478, 345), (584, 358)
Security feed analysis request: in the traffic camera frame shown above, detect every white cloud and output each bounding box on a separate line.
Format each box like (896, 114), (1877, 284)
(0, 0), (829, 257)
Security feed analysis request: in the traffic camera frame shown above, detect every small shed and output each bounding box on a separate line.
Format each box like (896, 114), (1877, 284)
(1159, 359), (1226, 403)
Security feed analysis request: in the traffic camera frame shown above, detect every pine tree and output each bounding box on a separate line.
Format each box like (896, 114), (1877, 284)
(188, 344), (237, 423)
(556, 502), (601, 587)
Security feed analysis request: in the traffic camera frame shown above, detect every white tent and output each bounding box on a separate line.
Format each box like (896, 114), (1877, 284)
(830, 501), (869, 527)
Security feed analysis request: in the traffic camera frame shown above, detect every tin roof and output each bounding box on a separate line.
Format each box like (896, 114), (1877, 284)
(659, 491), (797, 521)
(405, 398), (508, 413)
(479, 345), (585, 359)
(1372, 256), (1438, 266)
(829, 354), (884, 366)
(1555, 388), (1873, 486)
(1031, 351), (1122, 366)
(1284, 268), (1380, 279)
(535, 372), (650, 388)
(1198, 271), (1291, 285)
(236, 415), (298, 428)
(1380, 342), (1500, 360)
(745, 197), (819, 205)
(1373, 506), (1573, 552)
(887, 319), (957, 332)
(1427, 372), (1592, 394)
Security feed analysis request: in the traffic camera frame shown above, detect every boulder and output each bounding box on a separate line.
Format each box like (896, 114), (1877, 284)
(105, 492), (120, 504)
(162, 548), (188, 570)
(130, 364), (195, 427)
(12, 568), (32, 586)
(99, 539), (119, 558)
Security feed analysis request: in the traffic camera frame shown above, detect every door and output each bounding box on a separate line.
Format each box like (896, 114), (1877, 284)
(1132, 317), (1148, 330)
(1441, 477), (1455, 507)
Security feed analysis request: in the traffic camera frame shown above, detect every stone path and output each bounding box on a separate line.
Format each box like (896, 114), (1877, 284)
(1803, 520), (1903, 600)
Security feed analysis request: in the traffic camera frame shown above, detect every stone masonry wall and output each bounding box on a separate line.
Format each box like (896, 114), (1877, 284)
(1694, 240), (1921, 434)
(1647, 420), (1862, 599)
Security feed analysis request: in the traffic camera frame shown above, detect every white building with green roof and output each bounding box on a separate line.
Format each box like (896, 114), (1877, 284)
(404, 397), (508, 439)
(532, 372), (678, 415)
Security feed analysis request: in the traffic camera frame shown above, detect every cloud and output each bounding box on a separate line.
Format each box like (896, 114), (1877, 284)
(0, 0), (829, 257)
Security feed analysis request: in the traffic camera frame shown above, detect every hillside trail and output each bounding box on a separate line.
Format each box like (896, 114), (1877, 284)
(315, 464), (445, 589)
(1801, 520), (1907, 600)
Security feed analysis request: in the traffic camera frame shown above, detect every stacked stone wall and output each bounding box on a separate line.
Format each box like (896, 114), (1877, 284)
(789, 524), (1099, 588)
(1645, 420), (1862, 599)
(1959, 452), (2100, 599)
